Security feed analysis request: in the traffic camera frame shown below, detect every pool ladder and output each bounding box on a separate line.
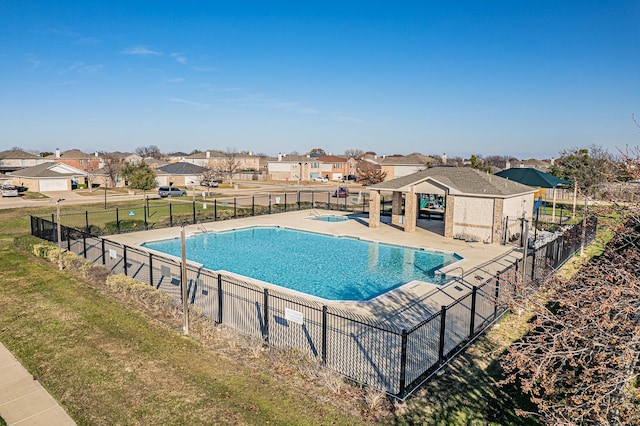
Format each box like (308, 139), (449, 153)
(196, 221), (207, 233)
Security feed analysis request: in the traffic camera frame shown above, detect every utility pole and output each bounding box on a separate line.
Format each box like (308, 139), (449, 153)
(180, 226), (189, 335)
(56, 198), (65, 270)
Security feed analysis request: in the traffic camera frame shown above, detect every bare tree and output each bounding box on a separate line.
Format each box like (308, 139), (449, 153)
(99, 152), (124, 187)
(500, 209), (640, 425)
(344, 149), (365, 159)
(357, 161), (387, 185)
(134, 145), (162, 160)
(223, 148), (241, 182)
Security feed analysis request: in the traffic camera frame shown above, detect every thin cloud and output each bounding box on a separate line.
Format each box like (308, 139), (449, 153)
(77, 37), (101, 45)
(121, 46), (162, 56)
(273, 101), (319, 115)
(171, 53), (187, 64)
(25, 54), (41, 71)
(167, 77), (185, 83)
(58, 61), (103, 75)
(169, 98), (210, 110)
(191, 65), (217, 72)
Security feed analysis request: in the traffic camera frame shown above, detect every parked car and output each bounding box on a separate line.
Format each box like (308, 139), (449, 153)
(333, 186), (349, 198)
(0, 185), (19, 197)
(200, 178), (220, 188)
(312, 176), (328, 182)
(158, 186), (187, 197)
(342, 174), (357, 182)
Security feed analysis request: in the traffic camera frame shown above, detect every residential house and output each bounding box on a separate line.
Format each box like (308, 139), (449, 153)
(155, 162), (209, 187)
(373, 153), (436, 180)
(316, 155), (357, 181)
(0, 149), (52, 176)
(267, 154), (320, 181)
(48, 148), (102, 173)
(9, 162), (87, 192)
(184, 150), (261, 176)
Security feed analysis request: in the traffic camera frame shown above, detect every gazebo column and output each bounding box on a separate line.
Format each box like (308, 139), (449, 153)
(391, 191), (403, 226)
(492, 198), (504, 244)
(404, 190), (417, 232)
(444, 193), (455, 238)
(368, 190), (381, 228)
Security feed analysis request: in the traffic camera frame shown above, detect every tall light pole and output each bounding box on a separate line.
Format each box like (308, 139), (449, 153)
(180, 225), (189, 335)
(56, 198), (65, 270)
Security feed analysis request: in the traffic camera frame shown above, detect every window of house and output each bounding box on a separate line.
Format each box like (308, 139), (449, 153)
(79, 159), (84, 165)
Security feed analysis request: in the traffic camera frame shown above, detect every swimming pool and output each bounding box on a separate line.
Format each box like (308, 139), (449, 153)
(142, 226), (461, 301)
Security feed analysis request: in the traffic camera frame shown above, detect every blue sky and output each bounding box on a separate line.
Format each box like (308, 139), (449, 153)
(1, 1), (639, 159)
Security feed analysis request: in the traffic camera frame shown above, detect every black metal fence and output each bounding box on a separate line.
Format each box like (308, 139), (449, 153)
(29, 213), (597, 398)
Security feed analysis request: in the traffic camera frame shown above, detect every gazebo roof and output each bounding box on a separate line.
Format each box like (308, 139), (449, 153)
(370, 166), (536, 197)
(495, 167), (572, 188)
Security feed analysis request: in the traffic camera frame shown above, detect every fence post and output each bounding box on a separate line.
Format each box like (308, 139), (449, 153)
(192, 201), (196, 224)
(252, 195), (255, 216)
(312, 191), (315, 208)
(530, 249), (537, 281)
(116, 208), (120, 233)
(123, 246), (128, 276)
(322, 305), (328, 364)
(469, 286), (477, 337)
(399, 329), (408, 397)
(82, 233), (87, 258)
(66, 227), (71, 251)
(169, 203), (173, 227)
(149, 253), (153, 286)
(327, 192), (330, 209)
(101, 239), (106, 265)
(494, 272), (501, 318)
(284, 193), (287, 212)
(144, 205), (148, 230)
(85, 211), (89, 233)
(217, 274), (223, 324)
(233, 197), (237, 218)
(263, 289), (269, 343)
(438, 305), (447, 365)
(268, 194), (272, 214)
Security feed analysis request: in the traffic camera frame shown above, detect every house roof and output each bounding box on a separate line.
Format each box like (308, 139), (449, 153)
(157, 162), (208, 175)
(46, 149), (92, 159)
(0, 149), (40, 159)
(375, 153), (436, 166)
(8, 162), (87, 178)
(370, 166), (536, 197)
(495, 167), (572, 188)
(317, 155), (348, 163)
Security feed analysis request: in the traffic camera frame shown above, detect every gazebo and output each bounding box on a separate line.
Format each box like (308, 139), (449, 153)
(495, 167), (573, 220)
(368, 167), (537, 244)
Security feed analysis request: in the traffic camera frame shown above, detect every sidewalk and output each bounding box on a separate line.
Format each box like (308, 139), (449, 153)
(0, 342), (75, 425)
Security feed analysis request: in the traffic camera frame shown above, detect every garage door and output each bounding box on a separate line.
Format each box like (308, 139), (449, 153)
(39, 179), (68, 191)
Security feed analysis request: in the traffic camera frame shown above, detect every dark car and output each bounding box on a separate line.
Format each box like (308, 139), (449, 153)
(333, 187), (349, 198)
(342, 174), (357, 182)
(158, 186), (187, 197)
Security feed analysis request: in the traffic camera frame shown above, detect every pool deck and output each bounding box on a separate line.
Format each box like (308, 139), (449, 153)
(107, 210), (520, 326)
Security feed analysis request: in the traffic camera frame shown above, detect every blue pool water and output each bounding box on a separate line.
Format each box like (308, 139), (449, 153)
(143, 227), (461, 301)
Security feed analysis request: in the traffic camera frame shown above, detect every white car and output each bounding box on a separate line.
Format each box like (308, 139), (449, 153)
(312, 176), (328, 182)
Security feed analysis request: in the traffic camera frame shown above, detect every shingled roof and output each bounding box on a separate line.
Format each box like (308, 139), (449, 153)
(495, 167), (572, 188)
(157, 162), (208, 175)
(370, 166), (536, 197)
(9, 162), (87, 178)
(0, 149), (40, 159)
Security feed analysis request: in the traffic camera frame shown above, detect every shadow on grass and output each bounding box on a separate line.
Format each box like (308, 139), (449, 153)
(392, 332), (540, 425)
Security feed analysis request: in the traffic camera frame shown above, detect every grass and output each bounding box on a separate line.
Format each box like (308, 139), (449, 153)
(0, 206), (371, 425)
